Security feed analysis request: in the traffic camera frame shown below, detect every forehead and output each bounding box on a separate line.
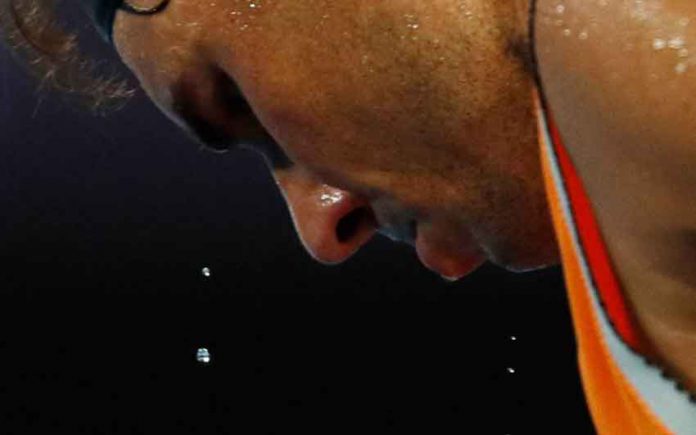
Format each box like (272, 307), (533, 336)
(112, 0), (526, 124)
(111, 0), (498, 55)
(111, 0), (511, 77)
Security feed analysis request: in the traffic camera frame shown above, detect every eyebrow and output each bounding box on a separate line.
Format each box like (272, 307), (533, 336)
(167, 69), (294, 169)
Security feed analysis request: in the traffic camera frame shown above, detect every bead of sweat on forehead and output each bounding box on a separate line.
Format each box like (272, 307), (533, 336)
(82, 0), (171, 45)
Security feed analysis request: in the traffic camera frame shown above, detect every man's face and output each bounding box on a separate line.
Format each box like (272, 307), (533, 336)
(112, 0), (559, 279)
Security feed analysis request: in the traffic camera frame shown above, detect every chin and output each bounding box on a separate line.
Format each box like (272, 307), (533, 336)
(488, 242), (561, 273)
(503, 262), (557, 273)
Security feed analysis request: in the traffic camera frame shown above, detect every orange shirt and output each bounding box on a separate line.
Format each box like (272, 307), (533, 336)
(533, 88), (696, 434)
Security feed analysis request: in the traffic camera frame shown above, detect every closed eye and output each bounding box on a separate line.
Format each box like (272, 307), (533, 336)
(169, 67), (293, 169)
(169, 68), (248, 153)
(171, 93), (243, 153)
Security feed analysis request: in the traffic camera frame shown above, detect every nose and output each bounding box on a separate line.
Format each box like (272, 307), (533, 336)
(274, 167), (378, 264)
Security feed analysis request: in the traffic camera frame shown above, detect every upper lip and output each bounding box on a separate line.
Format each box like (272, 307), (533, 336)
(377, 219), (418, 246)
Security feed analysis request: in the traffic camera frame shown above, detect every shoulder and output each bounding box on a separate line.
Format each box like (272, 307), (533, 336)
(532, 0), (696, 392)
(534, 0), (696, 147)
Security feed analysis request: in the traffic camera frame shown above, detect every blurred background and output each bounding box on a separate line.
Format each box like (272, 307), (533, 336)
(0, 10), (594, 434)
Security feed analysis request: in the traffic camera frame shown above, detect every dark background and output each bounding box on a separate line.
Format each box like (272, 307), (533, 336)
(0, 12), (594, 434)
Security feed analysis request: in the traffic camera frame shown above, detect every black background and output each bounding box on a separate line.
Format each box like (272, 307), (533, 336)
(0, 12), (594, 434)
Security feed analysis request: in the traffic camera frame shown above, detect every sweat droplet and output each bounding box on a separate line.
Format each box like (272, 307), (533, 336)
(668, 37), (685, 50)
(196, 348), (211, 364)
(507, 367), (516, 374)
(653, 38), (666, 50)
(320, 191), (343, 206)
(202, 267), (211, 278)
(675, 62), (688, 74)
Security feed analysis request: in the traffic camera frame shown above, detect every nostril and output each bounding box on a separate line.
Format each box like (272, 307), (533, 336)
(336, 207), (376, 243)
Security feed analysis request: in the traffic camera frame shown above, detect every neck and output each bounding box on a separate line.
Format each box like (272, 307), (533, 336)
(513, 0), (533, 34)
(507, 0), (536, 77)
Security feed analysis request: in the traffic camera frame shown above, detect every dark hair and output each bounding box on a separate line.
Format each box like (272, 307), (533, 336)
(0, 0), (135, 115)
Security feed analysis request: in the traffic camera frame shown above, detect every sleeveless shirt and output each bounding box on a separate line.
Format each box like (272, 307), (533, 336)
(534, 87), (696, 434)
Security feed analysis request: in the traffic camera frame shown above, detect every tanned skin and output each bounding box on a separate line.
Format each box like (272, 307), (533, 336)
(111, 0), (696, 391)
(113, 0), (558, 281)
(536, 0), (696, 394)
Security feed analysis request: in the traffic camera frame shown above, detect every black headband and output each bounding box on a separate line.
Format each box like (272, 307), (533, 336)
(84, 0), (171, 45)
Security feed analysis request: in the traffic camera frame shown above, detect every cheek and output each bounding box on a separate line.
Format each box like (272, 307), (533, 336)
(250, 91), (327, 169)
(226, 63), (348, 170)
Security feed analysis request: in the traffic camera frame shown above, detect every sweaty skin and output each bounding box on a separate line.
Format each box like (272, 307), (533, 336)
(112, 0), (559, 281)
(110, 0), (696, 397)
(536, 0), (696, 393)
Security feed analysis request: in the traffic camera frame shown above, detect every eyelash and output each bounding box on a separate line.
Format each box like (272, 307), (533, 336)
(212, 74), (292, 168)
(252, 141), (293, 170)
